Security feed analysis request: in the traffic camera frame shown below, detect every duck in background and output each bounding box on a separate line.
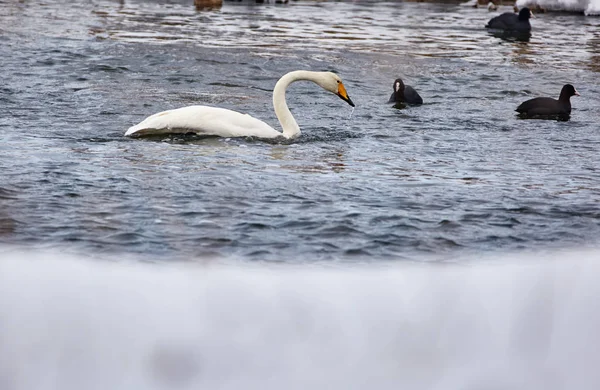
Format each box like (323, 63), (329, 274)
(388, 78), (423, 107)
(486, 7), (534, 32)
(516, 84), (580, 120)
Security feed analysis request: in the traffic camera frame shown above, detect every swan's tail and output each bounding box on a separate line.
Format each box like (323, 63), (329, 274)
(125, 109), (177, 137)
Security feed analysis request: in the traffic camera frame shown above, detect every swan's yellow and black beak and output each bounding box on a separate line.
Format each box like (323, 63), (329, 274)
(337, 82), (355, 107)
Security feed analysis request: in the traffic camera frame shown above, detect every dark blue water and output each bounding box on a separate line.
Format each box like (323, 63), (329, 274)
(1, 0), (599, 262)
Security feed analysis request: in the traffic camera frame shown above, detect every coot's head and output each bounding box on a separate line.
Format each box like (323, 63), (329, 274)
(561, 84), (580, 98)
(393, 78), (406, 93)
(518, 7), (533, 21)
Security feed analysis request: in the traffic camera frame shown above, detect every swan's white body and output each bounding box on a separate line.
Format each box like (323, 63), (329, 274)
(125, 105), (281, 138)
(125, 70), (354, 139)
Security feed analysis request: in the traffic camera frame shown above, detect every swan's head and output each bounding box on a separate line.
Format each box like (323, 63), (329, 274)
(318, 72), (355, 107)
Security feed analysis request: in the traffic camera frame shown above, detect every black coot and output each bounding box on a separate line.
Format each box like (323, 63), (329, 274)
(486, 7), (532, 31)
(388, 78), (423, 105)
(516, 84), (580, 119)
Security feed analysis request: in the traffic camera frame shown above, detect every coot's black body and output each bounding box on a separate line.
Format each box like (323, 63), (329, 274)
(388, 78), (423, 105)
(516, 84), (580, 119)
(486, 7), (532, 32)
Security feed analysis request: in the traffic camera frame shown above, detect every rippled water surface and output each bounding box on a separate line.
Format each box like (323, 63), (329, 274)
(1, 0), (599, 261)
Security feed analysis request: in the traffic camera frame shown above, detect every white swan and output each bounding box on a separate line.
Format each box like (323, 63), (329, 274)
(124, 70), (355, 139)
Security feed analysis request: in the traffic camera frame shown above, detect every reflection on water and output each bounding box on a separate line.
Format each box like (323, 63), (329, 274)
(488, 30), (532, 42)
(4, 0), (595, 70)
(517, 112), (571, 121)
(392, 102), (409, 109)
(195, 0), (223, 11)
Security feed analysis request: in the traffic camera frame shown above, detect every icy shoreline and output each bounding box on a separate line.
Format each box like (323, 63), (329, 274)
(516, 0), (599, 15)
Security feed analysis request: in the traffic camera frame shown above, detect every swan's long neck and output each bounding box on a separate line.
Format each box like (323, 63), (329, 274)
(273, 70), (320, 139)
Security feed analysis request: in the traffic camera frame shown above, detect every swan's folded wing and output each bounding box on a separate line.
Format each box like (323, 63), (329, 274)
(125, 105), (280, 138)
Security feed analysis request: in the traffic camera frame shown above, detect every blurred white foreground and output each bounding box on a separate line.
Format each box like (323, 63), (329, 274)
(1, 248), (599, 390)
(517, 0), (600, 14)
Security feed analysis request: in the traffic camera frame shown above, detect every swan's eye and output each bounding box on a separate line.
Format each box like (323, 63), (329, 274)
(336, 80), (340, 84)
